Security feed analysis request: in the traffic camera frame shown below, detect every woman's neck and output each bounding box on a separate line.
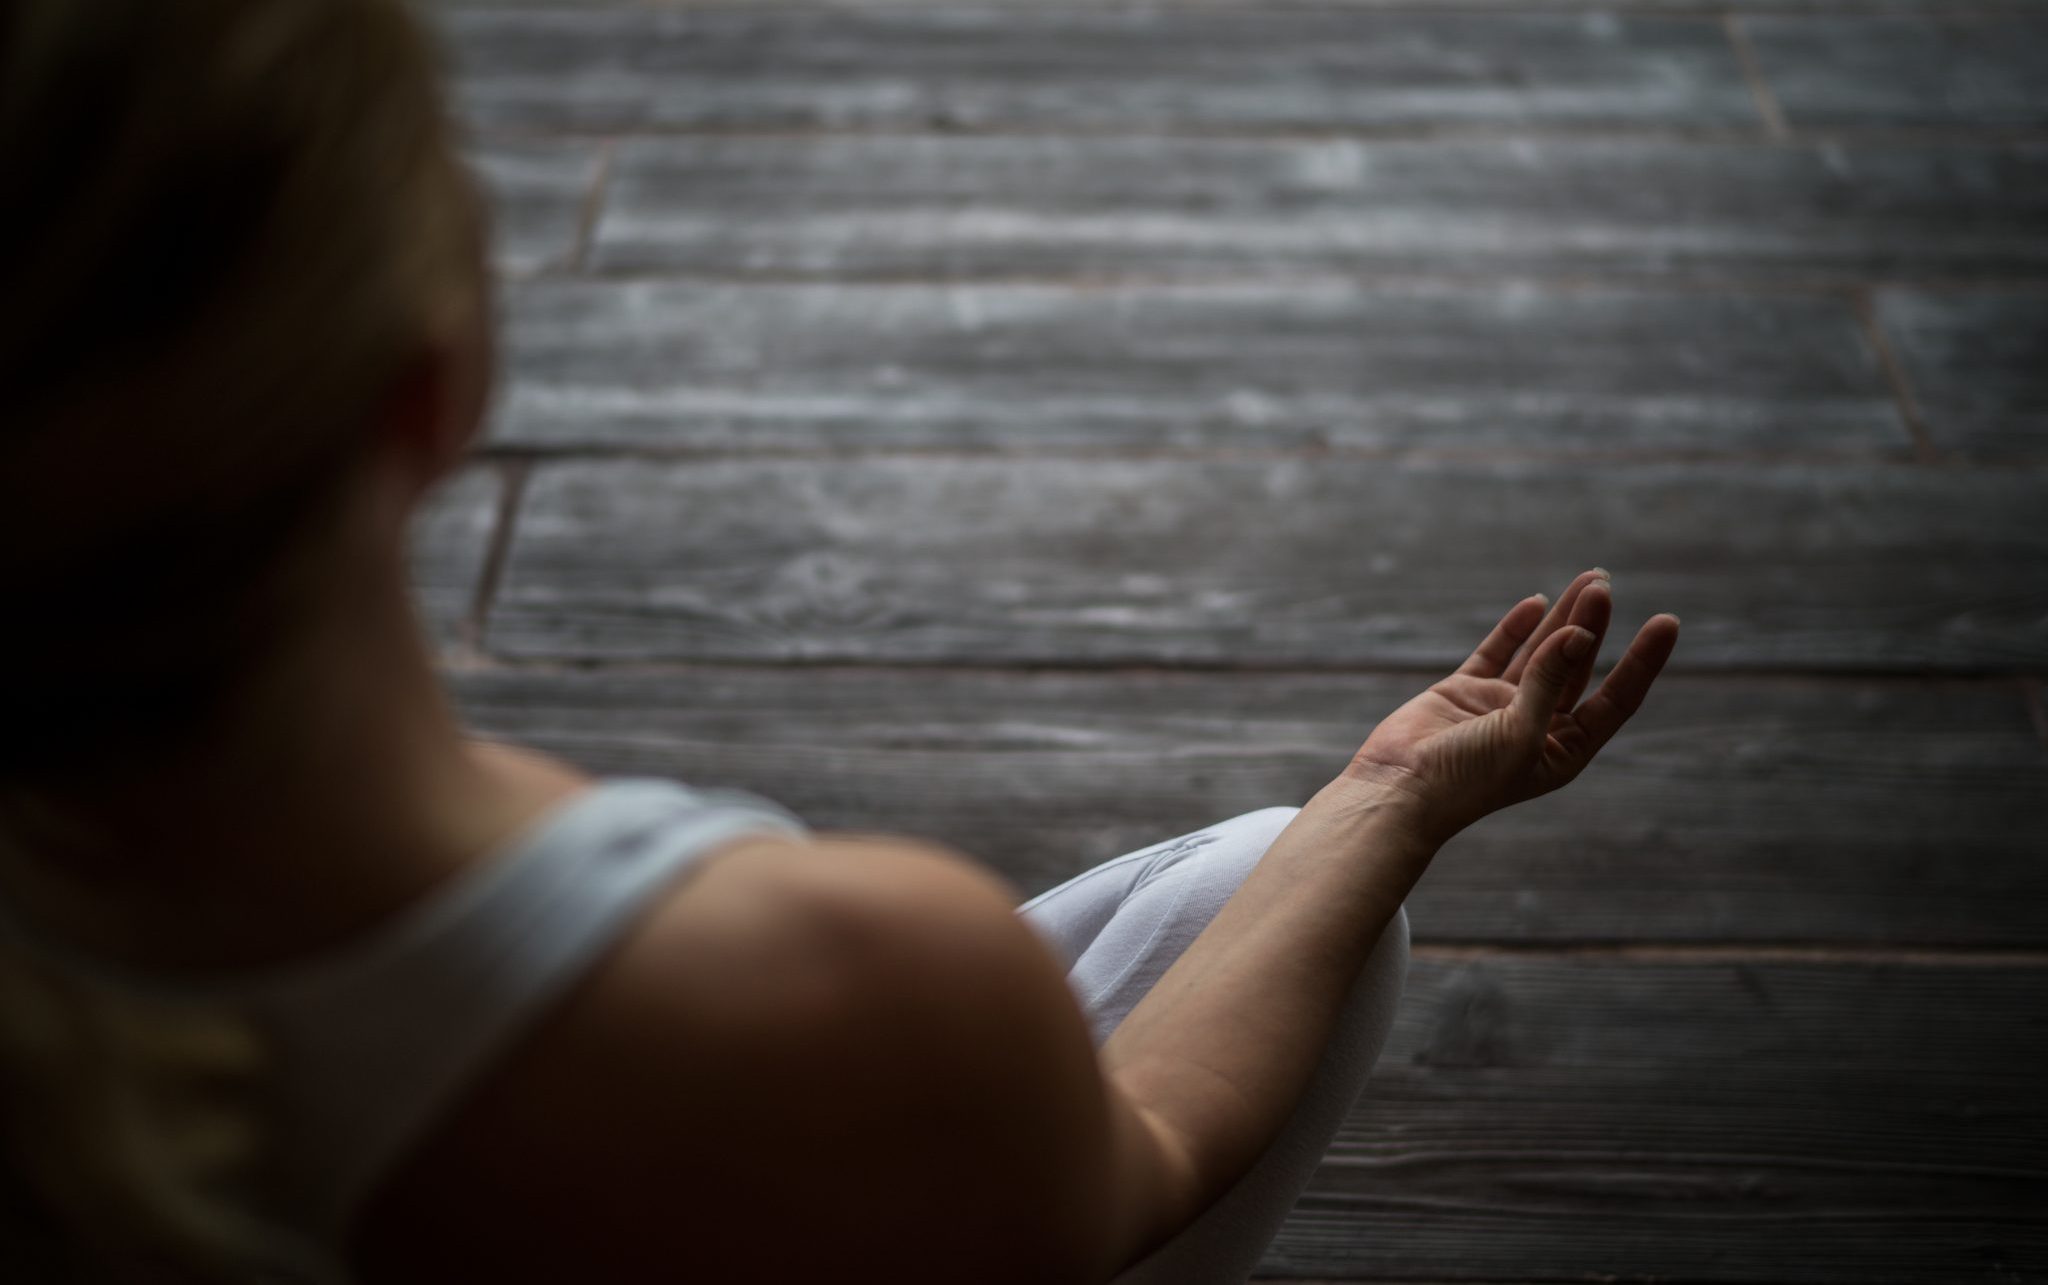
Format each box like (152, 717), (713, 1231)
(0, 553), (593, 975)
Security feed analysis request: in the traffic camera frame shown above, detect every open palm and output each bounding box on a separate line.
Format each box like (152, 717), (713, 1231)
(1342, 570), (1681, 846)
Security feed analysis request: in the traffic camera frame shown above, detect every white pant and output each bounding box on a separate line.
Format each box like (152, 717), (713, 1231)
(1016, 806), (1411, 1284)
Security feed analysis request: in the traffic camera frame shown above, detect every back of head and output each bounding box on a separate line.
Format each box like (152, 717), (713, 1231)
(0, 1), (484, 1278)
(0, 0), (483, 789)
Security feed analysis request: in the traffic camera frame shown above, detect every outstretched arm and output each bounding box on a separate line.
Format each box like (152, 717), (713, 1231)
(1095, 569), (1679, 1260)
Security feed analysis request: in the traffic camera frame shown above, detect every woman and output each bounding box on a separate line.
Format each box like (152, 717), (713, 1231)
(0, 2), (1680, 1281)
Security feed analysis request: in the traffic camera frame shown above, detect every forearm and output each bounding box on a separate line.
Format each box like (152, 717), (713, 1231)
(1096, 776), (1436, 1246)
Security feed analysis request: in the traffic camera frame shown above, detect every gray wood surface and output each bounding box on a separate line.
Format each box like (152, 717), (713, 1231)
(594, 135), (2048, 282)
(487, 457), (2048, 671)
(1746, 16), (2048, 129)
(1875, 291), (2048, 459)
(408, 465), (503, 649)
(448, 666), (2048, 945)
(436, 9), (1757, 132)
(1270, 957), (2048, 1280)
(490, 280), (1899, 454)
(468, 141), (603, 275)
(415, 2), (2048, 1278)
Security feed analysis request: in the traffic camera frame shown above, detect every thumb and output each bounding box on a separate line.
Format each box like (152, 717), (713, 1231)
(1509, 626), (1591, 735)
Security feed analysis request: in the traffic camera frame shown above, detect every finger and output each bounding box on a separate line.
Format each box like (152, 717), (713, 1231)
(1571, 614), (1681, 758)
(1551, 579), (1614, 714)
(1504, 568), (1610, 684)
(1454, 593), (1549, 679)
(1509, 624), (1596, 737)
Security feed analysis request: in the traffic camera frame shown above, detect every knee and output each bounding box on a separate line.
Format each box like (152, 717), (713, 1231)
(1183, 805), (1304, 877)
(1369, 901), (1411, 993)
(1384, 901), (1411, 961)
(1137, 804), (1303, 917)
(1225, 803), (1304, 840)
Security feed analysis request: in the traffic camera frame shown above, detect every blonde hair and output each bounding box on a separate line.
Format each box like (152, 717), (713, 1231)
(0, 0), (485, 1276)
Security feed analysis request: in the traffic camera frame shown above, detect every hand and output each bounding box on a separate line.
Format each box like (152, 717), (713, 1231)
(1338, 569), (1680, 847)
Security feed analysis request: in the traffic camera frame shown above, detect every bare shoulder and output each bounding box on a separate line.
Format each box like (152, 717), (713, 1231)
(351, 829), (1111, 1285)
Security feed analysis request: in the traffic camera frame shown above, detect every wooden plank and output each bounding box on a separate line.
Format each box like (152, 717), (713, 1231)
(466, 141), (601, 276)
(486, 457), (2048, 672)
(1746, 16), (2048, 130)
(436, 9), (1756, 132)
(1875, 291), (2048, 460)
(1268, 957), (2048, 1280)
(490, 280), (1899, 454)
(446, 666), (2048, 945)
(408, 465), (503, 649)
(593, 136), (2048, 282)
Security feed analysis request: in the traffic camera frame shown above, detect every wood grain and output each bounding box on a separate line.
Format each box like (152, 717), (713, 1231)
(436, 8), (1756, 132)
(594, 135), (2048, 282)
(1265, 957), (2048, 1280)
(447, 665), (2048, 946)
(489, 280), (1899, 454)
(1875, 291), (2048, 460)
(486, 456), (2048, 672)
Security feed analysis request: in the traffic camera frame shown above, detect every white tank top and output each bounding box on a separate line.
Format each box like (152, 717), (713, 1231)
(0, 776), (810, 1282)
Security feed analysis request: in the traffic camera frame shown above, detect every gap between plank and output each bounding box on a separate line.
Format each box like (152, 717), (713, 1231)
(469, 121), (2048, 146)
(1853, 288), (1941, 463)
(438, 1), (2048, 16)
(1413, 942), (2048, 965)
(458, 457), (532, 659)
(569, 138), (616, 273)
(433, 652), (2037, 688)
(460, 442), (2048, 474)
(1722, 14), (1790, 140)
(523, 263), (2048, 296)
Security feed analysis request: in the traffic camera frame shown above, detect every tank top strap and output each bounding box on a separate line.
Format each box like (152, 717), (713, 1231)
(262, 777), (809, 1248)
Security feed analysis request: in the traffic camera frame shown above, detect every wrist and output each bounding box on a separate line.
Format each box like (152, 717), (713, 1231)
(1319, 766), (1453, 849)
(1298, 774), (1445, 901)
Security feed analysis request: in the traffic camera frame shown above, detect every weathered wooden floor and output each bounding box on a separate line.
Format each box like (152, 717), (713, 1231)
(411, 2), (2048, 1279)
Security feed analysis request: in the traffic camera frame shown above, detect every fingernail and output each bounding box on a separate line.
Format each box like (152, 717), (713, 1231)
(1564, 628), (1593, 660)
(1668, 613), (1681, 626)
(1590, 567), (1611, 582)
